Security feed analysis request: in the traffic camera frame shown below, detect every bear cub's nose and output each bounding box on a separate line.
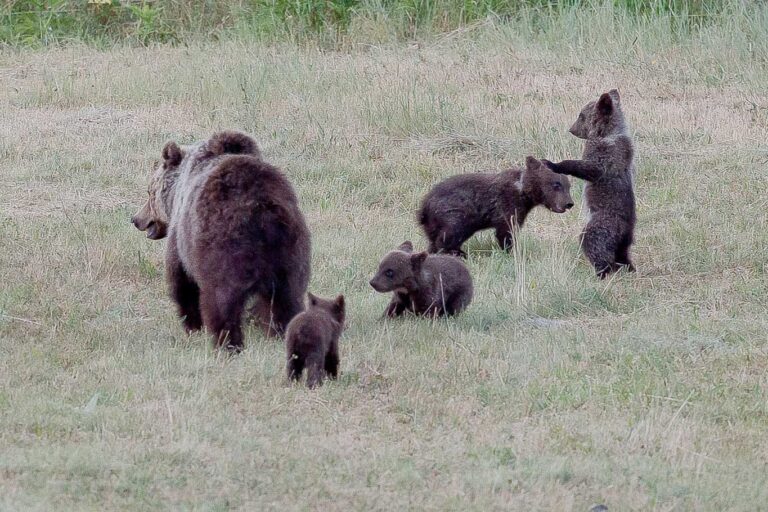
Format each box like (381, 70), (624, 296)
(566, 202), (574, 210)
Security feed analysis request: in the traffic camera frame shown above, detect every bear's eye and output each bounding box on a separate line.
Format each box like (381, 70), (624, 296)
(385, 269), (394, 279)
(579, 113), (585, 121)
(552, 182), (562, 191)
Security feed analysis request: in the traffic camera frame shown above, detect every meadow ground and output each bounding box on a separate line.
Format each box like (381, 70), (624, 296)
(1, 8), (767, 511)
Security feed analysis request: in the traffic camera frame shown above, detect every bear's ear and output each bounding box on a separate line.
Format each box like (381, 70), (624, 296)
(525, 156), (542, 172)
(411, 251), (428, 271)
(334, 295), (345, 314)
(307, 292), (318, 307)
(207, 131), (260, 158)
(608, 89), (621, 104)
(161, 141), (183, 167)
(597, 92), (614, 116)
(397, 241), (414, 253)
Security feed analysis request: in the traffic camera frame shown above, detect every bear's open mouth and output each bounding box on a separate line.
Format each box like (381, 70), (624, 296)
(145, 222), (166, 240)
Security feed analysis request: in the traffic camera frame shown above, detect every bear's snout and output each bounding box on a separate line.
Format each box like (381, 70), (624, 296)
(569, 123), (587, 139)
(132, 215), (167, 240)
(369, 278), (385, 293)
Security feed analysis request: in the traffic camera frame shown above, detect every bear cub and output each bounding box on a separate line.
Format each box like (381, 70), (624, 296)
(542, 89), (636, 278)
(285, 293), (345, 389)
(131, 131), (311, 351)
(418, 156), (574, 257)
(369, 241), (473, 318)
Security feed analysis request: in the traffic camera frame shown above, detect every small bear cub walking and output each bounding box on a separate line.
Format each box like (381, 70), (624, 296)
(543, 89), (636, 278)
(369, 241), (473, 318)
(286, 293), (345, 389)
(418, 156), (574, 257)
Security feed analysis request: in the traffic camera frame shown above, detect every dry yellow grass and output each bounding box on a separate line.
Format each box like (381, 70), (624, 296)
(1, 9), (767, 511)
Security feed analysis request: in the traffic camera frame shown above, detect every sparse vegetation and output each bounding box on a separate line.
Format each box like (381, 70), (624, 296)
(1, 1), (767, 510)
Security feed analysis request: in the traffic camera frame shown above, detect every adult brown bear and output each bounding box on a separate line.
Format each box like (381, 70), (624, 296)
(132, 131), (311, 351)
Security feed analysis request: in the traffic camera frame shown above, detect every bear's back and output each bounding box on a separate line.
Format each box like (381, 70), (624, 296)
(423, 254), (472, 289)
(200, 155), (297, 208)
(175, 152), (310, 281)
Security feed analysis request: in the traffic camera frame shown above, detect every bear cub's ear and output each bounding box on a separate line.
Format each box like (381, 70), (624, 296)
(397, 241), (414, 253)
(597, 92), (614, 116)
(307, 292), (318, 307)
(410, 251), (428, 271)
(207, 131), (261, 159)
(162, 141), (183, 167)
(525, 156), (542, 172)
(333, 295), (345, 316)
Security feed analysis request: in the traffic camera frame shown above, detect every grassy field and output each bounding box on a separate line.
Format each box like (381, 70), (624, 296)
(1, 4), (768, 511)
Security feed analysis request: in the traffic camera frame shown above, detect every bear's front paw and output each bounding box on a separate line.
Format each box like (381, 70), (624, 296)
(447, 249), (468, 259)
(541, 159), (560, 172)
(182, 316), (203, 334)
(385, 302), (402, 318)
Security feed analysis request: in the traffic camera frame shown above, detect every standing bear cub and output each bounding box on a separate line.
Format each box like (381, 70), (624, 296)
(543, 89), (636, 278)
(132, 131), (311, 351)
(418, 156), (574, 257)
(285, 293), (345, 389)
(369, 241), (473, 318)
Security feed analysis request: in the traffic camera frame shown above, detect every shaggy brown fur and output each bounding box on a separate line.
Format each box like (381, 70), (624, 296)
(285, 293), (345, 389)
(418, 156), (574, 257)
(131, 130), (311, 351)
(369, 241), (473, 317)
(542, 89), (637, 279)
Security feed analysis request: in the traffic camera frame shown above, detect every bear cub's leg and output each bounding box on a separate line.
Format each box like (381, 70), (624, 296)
(385, 292), (410, 318)
(324, 342), (339, 380)
(287, 354), (305, 382)
(615, 236), (636, 272)
(581, 225), (621, 279)
(304, 354), (327, 389)
(493, 223), (515, 252)
(429, 226), (468, 258)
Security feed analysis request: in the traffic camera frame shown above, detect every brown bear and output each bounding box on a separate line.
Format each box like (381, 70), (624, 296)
(418, 156), (574, 257)
(542, 89), (636, 279)
(285, 293), (345, 389)
(131, 130), (311, 351)
(369, 241), (473, 318)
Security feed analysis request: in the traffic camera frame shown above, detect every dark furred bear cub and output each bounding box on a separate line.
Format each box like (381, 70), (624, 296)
(369, 241), (473, 318)
(418, 156), (574, 257)
(131, 131), (311, 351)
(286, 293), (345, 389)
(543, 89), (636, 278)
